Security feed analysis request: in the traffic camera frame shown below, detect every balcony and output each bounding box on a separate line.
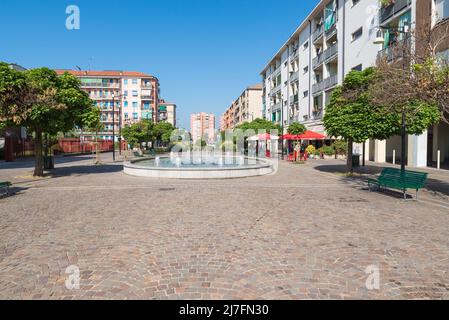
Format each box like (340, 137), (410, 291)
(289, 94), (299, 106)
(289, 71), (299, 82)
(380, 0), (411, 24)
(312, 74), (338, 94)
(377, 37), (411, 62)
(270, 84), (281, 94)
(325, 23), (337, 39)
(271, 102), (282, 111)
(313, 42), (338, 69)
(312, 24), (324, 42)
(82, 83), (120, 89)
(141, 95), (153, 100)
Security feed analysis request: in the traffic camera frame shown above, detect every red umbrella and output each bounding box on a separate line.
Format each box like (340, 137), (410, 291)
(282, 131), (326, 140)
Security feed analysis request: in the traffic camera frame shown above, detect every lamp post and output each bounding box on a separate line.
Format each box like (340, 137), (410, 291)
(112, 94), (116, 161)
(373, 24), (410, 171)
(281, 99), (284, 160)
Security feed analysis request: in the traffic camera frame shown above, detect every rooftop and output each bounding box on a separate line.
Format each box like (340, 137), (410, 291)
(54, 69), (156, 79)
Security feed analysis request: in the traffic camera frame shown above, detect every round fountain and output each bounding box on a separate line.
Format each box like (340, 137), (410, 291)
(124, 153), (274, 179)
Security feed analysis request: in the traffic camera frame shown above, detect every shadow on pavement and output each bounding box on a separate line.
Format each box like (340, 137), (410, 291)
(46, 164), (123, 178)
(314, 163), (449, 199)
(0, 156), (96, 170)
(1, 186), (29, 199)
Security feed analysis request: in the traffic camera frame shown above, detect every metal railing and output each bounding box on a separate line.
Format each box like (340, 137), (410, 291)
(312, 74), (338, 94)
(312, 42), (338, 69)
(312, 24), (324, 42)
(380, 0), (411, 23)
(377, 37), (411, 62)
(289, 71), (299, 82)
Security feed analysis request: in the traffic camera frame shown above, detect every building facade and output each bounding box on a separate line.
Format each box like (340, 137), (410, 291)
(158, 100), (177, 127)
(55, 70), (160, 141)
(261, 0), (449, 168)
(220, 84), (263, 131)
(190, 113), (216, 143)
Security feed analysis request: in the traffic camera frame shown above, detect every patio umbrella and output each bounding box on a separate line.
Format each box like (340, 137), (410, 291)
(294, 131), (326, 140)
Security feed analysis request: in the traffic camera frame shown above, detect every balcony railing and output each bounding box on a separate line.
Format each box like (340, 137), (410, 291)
(377, 37), (411, 62)
(271, 102), (282, 111)
(312, 42), (338, 69)
(312, 24), (324, 42)
(289, 71), (299, 82)
(82, 83), (120, 89)
(380, 0), (411, 24)
(312, 74), (338, 94)
(270, 84), (281, 94)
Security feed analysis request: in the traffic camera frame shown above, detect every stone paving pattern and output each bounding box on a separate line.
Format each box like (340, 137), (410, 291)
(0, 154), (448, 299)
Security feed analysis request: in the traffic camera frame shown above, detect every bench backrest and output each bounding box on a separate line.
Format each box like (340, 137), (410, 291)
(379, 168), (428, 188)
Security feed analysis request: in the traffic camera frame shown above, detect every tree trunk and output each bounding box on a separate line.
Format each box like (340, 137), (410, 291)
(34, 129), (44, 177)
(346, 137), (353, 175)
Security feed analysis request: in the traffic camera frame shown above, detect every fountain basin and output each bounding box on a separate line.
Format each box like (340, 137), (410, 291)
(123, 156), (274, 179)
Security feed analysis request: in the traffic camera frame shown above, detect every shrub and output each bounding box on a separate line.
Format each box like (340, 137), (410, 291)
(332, 140), (347, 155)
(322, 145), (335, 156)
(306, 145), (316, 155)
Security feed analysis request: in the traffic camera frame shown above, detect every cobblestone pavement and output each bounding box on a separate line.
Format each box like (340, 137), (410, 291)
(0, 154), (448, 300)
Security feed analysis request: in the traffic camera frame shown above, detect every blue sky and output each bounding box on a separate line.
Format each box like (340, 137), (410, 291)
(0, 0), (318, 129)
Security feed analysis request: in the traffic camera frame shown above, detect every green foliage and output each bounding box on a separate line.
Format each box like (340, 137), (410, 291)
(321, 145), (335, 156)
(287, 122), (307, 135)
(122, 120), (154, 148)
(332, 140), (347, 155)
(0, 65), (94, 176)
(153, 122), (175, 144)
(306, 145), (316, 155)
(324, 68), (398, 144)
(237, 118), (281, 133)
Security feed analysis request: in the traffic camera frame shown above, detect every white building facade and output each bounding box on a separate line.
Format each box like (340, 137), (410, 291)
(261, 0), (449, 169)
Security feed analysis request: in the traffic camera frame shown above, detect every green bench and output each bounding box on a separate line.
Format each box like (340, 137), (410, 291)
(0, 181), (12, 197)
(368, 168), (428, 200)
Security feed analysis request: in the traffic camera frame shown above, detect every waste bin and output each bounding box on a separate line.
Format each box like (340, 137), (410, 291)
(44, 156), (55, 170)
(352, 154), (360, 168)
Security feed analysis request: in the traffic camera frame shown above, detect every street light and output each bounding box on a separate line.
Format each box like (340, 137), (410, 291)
(373, 24), (411, 171)
(111, 93), (123, 161)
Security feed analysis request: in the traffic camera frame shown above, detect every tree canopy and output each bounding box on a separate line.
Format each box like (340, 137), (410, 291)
(0, 63), (96, 176)
(236, 118), (281, 133)
(287, 122), (307, 135)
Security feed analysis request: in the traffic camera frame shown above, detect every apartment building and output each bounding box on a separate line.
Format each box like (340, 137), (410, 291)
(158, 100), (177, 127)
(221, 84), (263, 130)
(55, 70), (160, 141)
(190, 113), (216, 143)
(261, 0), (449, 168)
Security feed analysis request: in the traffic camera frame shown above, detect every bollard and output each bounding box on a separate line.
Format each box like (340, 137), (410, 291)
(392, 150), (396, 165)
(437, 150), (441, 170)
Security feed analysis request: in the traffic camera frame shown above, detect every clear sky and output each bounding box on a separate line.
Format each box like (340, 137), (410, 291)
(0, 0), (319, 129)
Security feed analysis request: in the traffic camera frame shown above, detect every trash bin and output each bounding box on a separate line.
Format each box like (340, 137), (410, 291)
(44, 156), (55, 170)
(352, 154), (360, 168)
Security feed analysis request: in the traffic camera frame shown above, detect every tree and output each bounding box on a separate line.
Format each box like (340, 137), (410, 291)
(369, 23), (445, 170)
(121, 120), (153, 149)
(153, 122), (175, 147)
(324, 68), (399, 173)
(0, 65), (93, 176)
(81, 106), (103, 164)
(237, 118), (281, 133)
(287, 122), (307, 135)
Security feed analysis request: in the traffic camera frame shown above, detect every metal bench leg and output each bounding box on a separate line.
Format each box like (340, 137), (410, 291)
(416, 189), (418, 201)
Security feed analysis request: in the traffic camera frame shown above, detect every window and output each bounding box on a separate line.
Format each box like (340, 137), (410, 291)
(124, 90), (128, 97)
(124, 101), (128, 108)
(303, 66), (309, 74)
(132, 90), (138, 97)
(303, 41), (309, 50)
(124, 113), (129, 119)
(352, 0), (360, 6)
(133, 113), (138, 120)
(124, 79), (128, 85)
(434, 0), (449, 23)
(303, 90), (309, 98)
(352, 27), (363, 42)
(143, 103), (150, 110)
(132, 79), (138, 85)
(132, 102), (138, 108)
(352, 64), (363, 71)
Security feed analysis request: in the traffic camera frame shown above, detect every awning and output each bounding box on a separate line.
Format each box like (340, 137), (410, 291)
(282, 131), (326, 140)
